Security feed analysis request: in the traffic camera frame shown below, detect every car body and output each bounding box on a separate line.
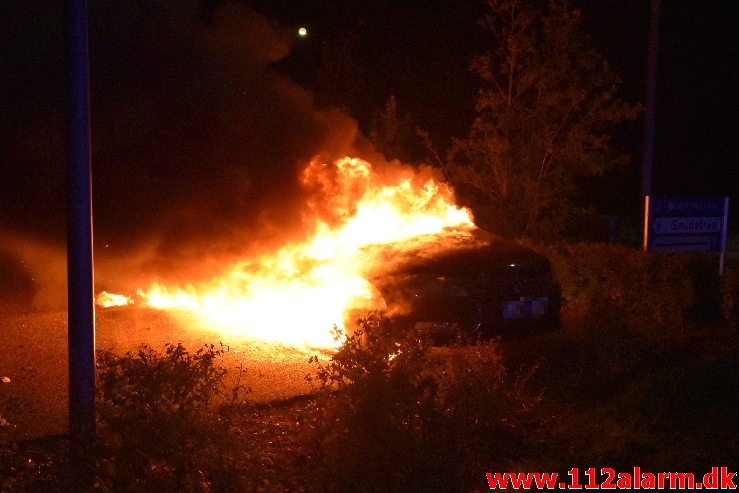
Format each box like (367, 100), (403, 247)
(359, 228), (561, 342)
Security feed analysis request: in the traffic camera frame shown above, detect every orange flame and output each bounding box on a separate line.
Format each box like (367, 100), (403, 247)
(96, 291), (134, 308)
(100, 157), (473, 348)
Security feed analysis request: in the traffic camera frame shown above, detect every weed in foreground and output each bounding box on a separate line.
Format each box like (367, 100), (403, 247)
(305, 314), (546, 492)
(95, 342), (249, 492)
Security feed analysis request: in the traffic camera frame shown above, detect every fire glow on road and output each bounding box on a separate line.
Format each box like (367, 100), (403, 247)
(99, 157), (474, 349)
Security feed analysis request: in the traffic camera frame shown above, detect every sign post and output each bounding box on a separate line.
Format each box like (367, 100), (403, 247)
(67, 0), (95, 486)
(644, 196), (730, 275)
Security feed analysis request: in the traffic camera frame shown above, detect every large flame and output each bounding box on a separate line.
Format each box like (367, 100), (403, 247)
(101, 157), (474, 348)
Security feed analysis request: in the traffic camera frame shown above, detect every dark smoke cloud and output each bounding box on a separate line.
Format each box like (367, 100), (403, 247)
(1, 1), (373, 304)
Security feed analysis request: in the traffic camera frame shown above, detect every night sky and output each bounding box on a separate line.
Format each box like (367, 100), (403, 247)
(1, 0), (736, 302)
(249, 0), (737, 212)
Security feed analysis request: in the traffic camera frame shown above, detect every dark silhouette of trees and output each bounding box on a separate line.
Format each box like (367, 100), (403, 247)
(444, 0), (641, 238)
(370, 94), (430, 164)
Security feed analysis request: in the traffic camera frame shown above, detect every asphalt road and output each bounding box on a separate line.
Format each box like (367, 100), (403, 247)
(0, 303), (323, 444)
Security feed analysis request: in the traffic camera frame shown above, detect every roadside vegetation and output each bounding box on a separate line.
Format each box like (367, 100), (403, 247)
(2, 1), (733, 489)
(1, 245), (737, 491)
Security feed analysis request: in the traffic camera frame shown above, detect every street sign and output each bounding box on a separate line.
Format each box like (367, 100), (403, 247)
(644, 196), (730, 274)
(650, 234), (721, 252)
(651, 217), (722, 235)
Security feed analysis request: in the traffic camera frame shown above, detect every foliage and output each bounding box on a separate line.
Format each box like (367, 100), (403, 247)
(369, 94), (429, 164)
(305, 314), (545, 492)
(3, 244), (737, 490)
(527, 241), (726, 336)
(1, 267), (736, 490)
(95, 343), (249, 491)
(445, 0), (641, 238)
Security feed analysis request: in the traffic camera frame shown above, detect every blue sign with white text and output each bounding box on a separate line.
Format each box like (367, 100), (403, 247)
(644, 196), (729, 253)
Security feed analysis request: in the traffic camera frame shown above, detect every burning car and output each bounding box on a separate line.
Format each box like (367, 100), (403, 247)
(360, 228), (561, 342)
(98, 157), (559, 348)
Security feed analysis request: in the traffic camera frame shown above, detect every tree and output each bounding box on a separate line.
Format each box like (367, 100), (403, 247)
(445, 0), (641, 238)
(369, 94), (428, 164)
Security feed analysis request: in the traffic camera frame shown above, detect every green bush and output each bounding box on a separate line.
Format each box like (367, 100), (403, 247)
(305, 316), (435, 491)
(95, 343), (248, 492)
(305, 315), (545, 492)
(528, 242), (724, 335)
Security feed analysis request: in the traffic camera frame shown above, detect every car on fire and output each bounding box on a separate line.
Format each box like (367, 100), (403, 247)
(358, 227), (561, 342)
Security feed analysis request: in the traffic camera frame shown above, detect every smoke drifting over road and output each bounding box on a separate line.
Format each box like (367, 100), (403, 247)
(1, 1), (390, 306)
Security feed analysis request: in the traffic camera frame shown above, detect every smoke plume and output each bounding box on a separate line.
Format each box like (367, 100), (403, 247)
(1, 1), (388, 304)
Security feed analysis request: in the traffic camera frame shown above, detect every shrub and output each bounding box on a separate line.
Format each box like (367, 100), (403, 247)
(305, 315), (545, 492)
(95, 343), (248, 491)
(528, 242), (724, 336)
(305, 315), (434, 491)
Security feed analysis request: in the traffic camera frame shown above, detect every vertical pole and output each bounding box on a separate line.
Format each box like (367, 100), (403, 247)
(67, 0), (96, 486)
(643, 195), (651, 251)
(641, 0), (660, 201)
(719, 197), (729, 276)
(642, 0), (660, 249)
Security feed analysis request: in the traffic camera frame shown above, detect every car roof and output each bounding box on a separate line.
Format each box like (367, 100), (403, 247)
(360, 228), (546, 279)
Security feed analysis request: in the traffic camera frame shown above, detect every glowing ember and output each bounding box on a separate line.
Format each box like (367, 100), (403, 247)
(99, 157), (474, 348)
(96, 291), (134, 308)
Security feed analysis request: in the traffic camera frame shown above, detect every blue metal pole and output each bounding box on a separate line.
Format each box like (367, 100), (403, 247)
(67, 0), (95, 484)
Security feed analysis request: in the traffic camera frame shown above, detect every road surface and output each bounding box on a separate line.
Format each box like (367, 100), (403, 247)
(0, 303), (324, 444)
